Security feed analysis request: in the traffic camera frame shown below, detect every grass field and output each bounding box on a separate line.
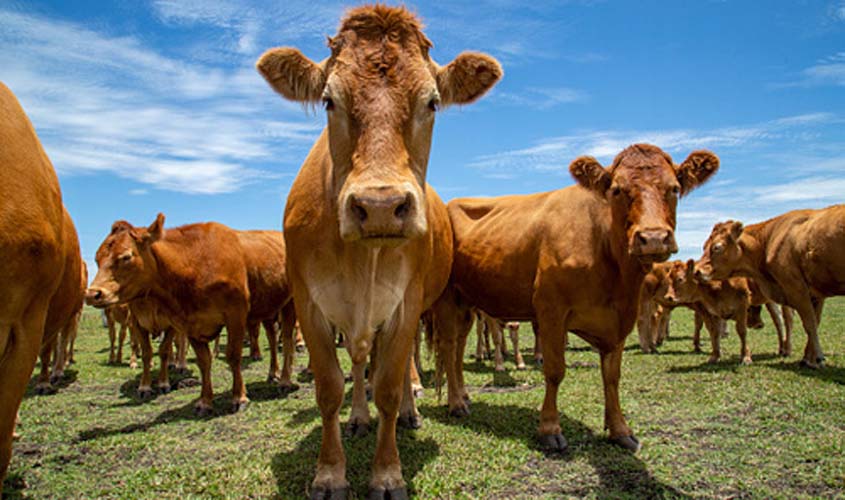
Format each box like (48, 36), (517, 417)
(4, 299), (845, 499)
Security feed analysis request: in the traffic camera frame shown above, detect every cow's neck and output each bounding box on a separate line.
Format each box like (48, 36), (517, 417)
(608, 212), (649, 315)
(736, 226), (768, 282)
(143, 241), (190, 318)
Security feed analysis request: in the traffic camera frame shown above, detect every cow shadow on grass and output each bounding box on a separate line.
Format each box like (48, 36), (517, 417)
(23, 368), (79, 398)
(113, 368), (199, 406)
(419, 401), (692, 499)
(666, 353), (785, 375)
(765, 359), (845, 385)
(270, 423), (440, 499)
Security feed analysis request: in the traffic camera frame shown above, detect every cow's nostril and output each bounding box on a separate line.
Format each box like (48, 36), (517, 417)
(637, 232), (649, 246)
(394, 196), (411, 219)
(351, 200), (368, 223)
(95, 290), (103, 300)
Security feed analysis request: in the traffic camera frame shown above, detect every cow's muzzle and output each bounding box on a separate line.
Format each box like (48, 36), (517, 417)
(340, 185), (425, 244)
(85, 287), (117, 308)
(630, 228), (677, 263)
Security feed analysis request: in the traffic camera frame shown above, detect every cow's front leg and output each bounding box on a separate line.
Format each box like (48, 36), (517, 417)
(600, 342), (639, 452)
(278, 301), (299, 393)
(397, 354), (421, 429)
(189, 338), (214, 415)
(537, 315), (568, 452)
(137, 328), (154, 398)
(156, 328), (174, 393)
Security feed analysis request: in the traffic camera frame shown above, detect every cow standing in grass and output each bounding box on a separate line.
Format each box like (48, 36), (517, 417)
(0, 83), (68, 487)
(431, 144), (718, 452)
(695, 206), (845, 368)
(256, 5), (501, 498)
(86, 215), (251, 415)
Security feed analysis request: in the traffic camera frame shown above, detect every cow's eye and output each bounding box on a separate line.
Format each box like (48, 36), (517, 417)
(322, 96), (335, 111)
(119, 254), (132, 263)
(671, 186), (680, 196)
(611, 186), (622, 197)
(712, 243), (724, 254)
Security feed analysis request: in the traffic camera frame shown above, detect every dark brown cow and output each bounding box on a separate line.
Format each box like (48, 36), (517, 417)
(86, 215), (251, 414)
(0, 82), (67, 486)
(256, 5), (501, 497)
(236, 230), (298, 391)
(695, 206), (845, 368)
(431, 144), (718, 453)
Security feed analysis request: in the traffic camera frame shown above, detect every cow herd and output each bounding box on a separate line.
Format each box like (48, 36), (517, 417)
(1, 5), (844, 500)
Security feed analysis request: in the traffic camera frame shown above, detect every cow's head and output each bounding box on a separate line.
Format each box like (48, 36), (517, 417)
(85, 214), (165, 308)
(662, 259), (699, 305)
(570, 144), (719, 264)
(257, 5), (502, 245)
(695, 220), (744, 282)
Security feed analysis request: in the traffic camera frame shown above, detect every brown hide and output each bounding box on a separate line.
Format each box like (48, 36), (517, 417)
(696, 205), (845, 367)
(236, 230), (298, 389)
(0, 82), (66, 486)
(35, 207), (85, 393)
(88, 216), (250, 413)
(258, 5), (500, 495)
(432, 144), (718, 453)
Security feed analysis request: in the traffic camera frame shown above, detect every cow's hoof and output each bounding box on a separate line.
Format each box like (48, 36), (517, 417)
(296, 344), (306, 353)
(267, 374), (280, 384)
(368, 486), (408, 500)
(448, 405), (470, 418)
(741, 358), (752, 366)
(231, 401), (249, 413)
(168, 363), (177, 371)
(49, 374), (63, 385)
(35, 384), (55, 396)
(707, 357), (719, 364)
(251, 354), (262, 361)
(310, 486), (348, 500)
(611, 434), (641, 452)
(535, 358), (544, 367)
(129, 362), (138, 369)
(158, 384), (172, 394)
(365, 387), (373, 401)
(412, 385), (424, 399)
(345, 420), (370, 438)
(494, 365), (505, 372)
(516, 363), (527, 371)
(175, 366), (189, 375)
(693, 346), (702, 353)
(800, 359), (820, 369)
(137, 388), (153, 399)
(278, 382), (299, 395)
(194, 405), (213, 417)
(397, 413), (422, 430)
(538, 433), (568, 452)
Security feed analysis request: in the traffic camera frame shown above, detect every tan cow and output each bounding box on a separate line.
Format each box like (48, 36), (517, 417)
(105, 304), (140, 368)
(431, 144), (718, 453)
(236, 230), (298, 391)
(0, 82), (67, 486)
(472, 312), (525, 371)
(256, 5), (501, 498)
(695, 206), (845, 368)
(87, 215), (251, 414)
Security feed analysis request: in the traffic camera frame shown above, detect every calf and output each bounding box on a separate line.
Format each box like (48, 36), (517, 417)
(256, 5), (501, 497)
(105, 304), (140, 368)
(431, 144), (718, 452)
(87, 215), (251, 414)
(637, 261), (676, 353)
(695, 207), (845, 368)
(0, 83), (67, 486)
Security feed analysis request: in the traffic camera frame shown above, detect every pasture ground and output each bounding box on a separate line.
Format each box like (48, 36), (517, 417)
(4, 300), (845, 499)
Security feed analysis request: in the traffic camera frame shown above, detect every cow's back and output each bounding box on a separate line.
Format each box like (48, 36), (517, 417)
(237, 230), (290, 320)
(0, 82), (65, 319)
(449, 186), (611, 319)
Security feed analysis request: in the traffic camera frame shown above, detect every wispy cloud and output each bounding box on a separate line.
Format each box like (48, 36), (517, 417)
(0, 7), (322, 194)
(493, 86), (588, 109)
(469, 112), (837, 173)
(774, 52), (845, 88)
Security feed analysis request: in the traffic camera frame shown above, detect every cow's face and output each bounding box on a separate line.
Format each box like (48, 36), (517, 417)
(663, 260), (698, 305)
(695, 220), (744, 281)
(257, 5), (501, 245)
(85, 214), (164, 308)
(570, 144), (719, 264)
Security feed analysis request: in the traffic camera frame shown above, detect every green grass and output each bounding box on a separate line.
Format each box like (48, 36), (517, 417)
(5, 299), (845, 499)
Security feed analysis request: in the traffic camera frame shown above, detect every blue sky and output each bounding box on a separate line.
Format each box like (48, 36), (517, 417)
(1, 1), (843, 274)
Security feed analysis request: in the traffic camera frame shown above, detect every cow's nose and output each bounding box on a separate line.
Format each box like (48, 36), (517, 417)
(85, 287), (104, 305)
(632, 228), (677, 255)
(348, 191), (413, 236)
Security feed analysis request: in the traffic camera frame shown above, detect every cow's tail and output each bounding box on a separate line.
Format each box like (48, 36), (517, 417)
(422, 311), (444, 402)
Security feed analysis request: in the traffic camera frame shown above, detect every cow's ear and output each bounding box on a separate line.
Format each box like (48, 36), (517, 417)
(147, 213), (165, 243)
(676, 150), (719, 196)
(570, 156), (611, 195)
(685, 259), (695, 278)
(110, 220), (132, 235)
(727, 220), (744, 241)
(256, 47), (326, 103)
(436, 52), (502, 106)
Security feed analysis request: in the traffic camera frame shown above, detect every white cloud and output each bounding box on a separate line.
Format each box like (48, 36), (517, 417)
(493, 86), (588, 109)
(0, 7), (322, 195)
(775, 52), (845, 88)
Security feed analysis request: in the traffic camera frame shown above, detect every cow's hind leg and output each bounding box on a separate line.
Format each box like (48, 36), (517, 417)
(189, 337), (214, 416)
(347, 360), (370, 437)
(277, 301), (299, 393)
(156, 329), (174, 393)
(431, 288), (473, 417)
(224, 314), (249, 412)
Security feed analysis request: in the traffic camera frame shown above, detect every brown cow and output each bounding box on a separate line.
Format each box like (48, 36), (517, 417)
(105, 304), (140, 368)
(431, 144), (718, 453)
(637, 261), (676, 353)
(86, 215), (251, 414)
(695, 206), (845, 368)
(472, 312), (525, 371)
(236, 230), (298, 391)
(256, 5), (501, 497)
(0, 82), (67, 486)
(49, 261), (88, 384)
